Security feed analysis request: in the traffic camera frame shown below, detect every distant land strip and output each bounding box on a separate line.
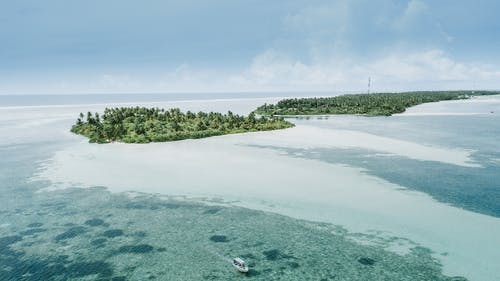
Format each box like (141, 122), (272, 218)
(71, 91), (499, 143)
(253, 91), (499, 116)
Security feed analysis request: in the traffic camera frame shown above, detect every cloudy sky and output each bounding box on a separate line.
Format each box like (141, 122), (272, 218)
(1, 0), (500, 94)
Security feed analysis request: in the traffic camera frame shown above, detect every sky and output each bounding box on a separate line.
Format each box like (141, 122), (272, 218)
(1, 0), (500, 94)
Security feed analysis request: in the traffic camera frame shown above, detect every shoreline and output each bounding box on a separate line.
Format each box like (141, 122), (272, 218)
(4, 95), (500, 281)
(4, 92), (498, 111)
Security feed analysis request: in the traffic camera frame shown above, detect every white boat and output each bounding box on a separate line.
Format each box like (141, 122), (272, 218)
(232, 258), (249, 273)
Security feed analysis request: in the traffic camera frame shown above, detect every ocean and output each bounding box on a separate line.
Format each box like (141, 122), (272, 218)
(0, 93), (499, 281)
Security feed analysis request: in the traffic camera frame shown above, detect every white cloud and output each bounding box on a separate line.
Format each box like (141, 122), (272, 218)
(3, 49), (500, 95)
(228, 49), (500, 92)
(2, 1), (499, 94)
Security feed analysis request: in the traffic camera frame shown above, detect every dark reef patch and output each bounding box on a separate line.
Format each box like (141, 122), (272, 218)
(262, 249), (295, 261)
(246, 269), (261, 277)
(0, 235), (22, 254)
(203, 207), (223, 214)
(0, 244), (111, 281)
(209, 235), (228, 243)
(85, 218), (106, 227)
(55, 255), (70, 264)
(103, 229), (124, 238)
(358, 257), (375, 266)
(91, 238), (107, 246)
(112, 276), (127, 281)
(55, 226), (86, 241)
(27, 222), (43, 228)
(118, 244), (154, 254)
(263, 249), (281, 261)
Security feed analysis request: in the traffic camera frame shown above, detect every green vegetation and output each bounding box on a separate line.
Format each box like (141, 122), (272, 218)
(71, 90), (498, 143)
(254, 91), (499, 116)
(71, 107), (294, 143)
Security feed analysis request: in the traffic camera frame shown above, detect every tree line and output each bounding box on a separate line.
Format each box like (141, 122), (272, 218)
(71, 107), (294, 143)
(72, 91), (499, 143)
(254, 91), (499, 116)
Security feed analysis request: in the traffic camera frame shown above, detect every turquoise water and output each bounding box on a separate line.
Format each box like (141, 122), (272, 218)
(266, 114), (500, 217)
(2, 95), (499, 280)
(0, 142), (461, 280)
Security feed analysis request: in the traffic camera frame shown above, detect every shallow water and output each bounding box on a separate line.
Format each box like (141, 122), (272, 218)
(0, 143), (460, 281)
(1, 94), (499, 280)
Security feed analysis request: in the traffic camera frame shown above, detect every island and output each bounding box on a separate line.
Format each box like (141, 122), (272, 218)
(71, 107), (294, 143)
(254, 91), (499, 116)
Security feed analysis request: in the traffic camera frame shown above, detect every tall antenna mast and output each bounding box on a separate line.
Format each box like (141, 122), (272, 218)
(367, 77), (371, 94)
